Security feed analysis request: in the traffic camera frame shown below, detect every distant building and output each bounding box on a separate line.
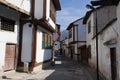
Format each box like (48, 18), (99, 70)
(53, 24), (61, 55)
(60, 30), (69, 56)
(66, 18), (87, 62)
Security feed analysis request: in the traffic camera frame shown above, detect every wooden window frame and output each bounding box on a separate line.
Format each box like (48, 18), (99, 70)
(42, 33), (45, 49)
(88, 21), (91, 34)
(42, 32), (52, 49)
(69, 29), (72, 38)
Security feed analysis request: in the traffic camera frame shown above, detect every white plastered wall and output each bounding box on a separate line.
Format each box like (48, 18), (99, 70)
(36, 26), (52, 63)
(21, 23), (33, 63)
(0, 5), (20, 69)
(5, 0), (31, 13)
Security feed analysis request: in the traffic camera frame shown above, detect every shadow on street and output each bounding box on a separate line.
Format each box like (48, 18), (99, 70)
(44, 54), (96, 80)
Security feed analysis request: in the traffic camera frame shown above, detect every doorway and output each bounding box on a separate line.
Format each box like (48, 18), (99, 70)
(81, 45), (88, 63)
(5, 44), (16, 70)
(110, 48), (117, 80)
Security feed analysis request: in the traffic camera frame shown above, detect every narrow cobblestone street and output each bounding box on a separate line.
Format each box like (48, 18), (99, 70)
(1, 55), (97, 80)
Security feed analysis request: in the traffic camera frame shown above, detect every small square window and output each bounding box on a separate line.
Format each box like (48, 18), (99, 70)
(88, 21), (91, 33)
(0, 17), (15, 32)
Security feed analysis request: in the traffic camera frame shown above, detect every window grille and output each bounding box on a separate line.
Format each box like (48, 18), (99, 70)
(0, 17), (15, 32)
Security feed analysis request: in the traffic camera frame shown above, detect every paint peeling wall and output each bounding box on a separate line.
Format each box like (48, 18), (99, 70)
(96, 6), (119, 80)
(94, 6), (116, 36)
(86, 12), (96, 68)
(98, 22), (118, 80)
(0, 5), (20, 69)
(86, 4), (120, 80)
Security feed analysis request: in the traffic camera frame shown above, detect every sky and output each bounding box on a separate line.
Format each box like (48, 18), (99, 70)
(56, 0), (91, 31)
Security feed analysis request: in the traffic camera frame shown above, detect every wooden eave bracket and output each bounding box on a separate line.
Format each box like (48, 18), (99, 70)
(38, 18), (56, 33)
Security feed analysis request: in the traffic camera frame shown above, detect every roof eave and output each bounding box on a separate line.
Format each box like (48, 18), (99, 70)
(53, 0), (61, 11)
(83, 11), (93, 24)
(0, 0), (30, 15)
(66, 23), (73, 30)
(91, 0), (119, 6)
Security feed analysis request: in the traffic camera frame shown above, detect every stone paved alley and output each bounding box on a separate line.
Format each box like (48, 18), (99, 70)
(1, 55), (97, 80)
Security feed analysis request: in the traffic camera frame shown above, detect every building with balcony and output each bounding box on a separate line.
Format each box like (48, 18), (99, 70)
(67, 18), (87, 62)
(0, 0), (61, 72)
(18, 0), (61, 72)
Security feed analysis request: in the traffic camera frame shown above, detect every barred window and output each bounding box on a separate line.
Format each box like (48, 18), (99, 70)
(0, 17), (15, 32)
(42, 32), (52, 49)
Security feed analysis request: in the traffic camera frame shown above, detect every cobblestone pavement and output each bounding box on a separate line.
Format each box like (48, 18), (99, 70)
(1, 55), (97, 80)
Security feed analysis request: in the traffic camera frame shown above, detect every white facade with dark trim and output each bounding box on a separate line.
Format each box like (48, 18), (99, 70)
(84, 3), (120, 80)
(0, 0), (29, 71)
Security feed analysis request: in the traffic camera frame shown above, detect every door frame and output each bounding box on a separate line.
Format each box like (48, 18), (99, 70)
(110, 47), (117, 80)
(5, 43), (17, 71)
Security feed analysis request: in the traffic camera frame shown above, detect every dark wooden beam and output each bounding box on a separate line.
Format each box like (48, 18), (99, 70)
(91, 0), (119, 6)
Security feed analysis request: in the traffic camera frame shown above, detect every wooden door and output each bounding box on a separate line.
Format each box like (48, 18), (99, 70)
(70, 47), (74, 59)
(81, 46), (88, 63)
(5, 44), (16, 70)
(110, 48), (117, 80)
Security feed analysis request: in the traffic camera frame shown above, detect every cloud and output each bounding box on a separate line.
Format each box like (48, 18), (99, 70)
(57, 7), (86, 31)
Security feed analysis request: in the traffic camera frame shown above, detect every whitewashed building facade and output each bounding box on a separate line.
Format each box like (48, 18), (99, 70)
(67, 18), (87, 62)
(17, 0), (61, 72)
(0, 0), (31, 71)
(60, 30), (69, 56)
(0, 0), (61, 72)
(83, 0), (120, 79)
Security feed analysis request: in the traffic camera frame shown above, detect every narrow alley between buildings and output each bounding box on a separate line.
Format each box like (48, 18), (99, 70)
(1, 54), (98, 80)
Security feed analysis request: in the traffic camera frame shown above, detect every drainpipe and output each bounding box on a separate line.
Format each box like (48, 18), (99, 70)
(86, 4), (99, 80)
